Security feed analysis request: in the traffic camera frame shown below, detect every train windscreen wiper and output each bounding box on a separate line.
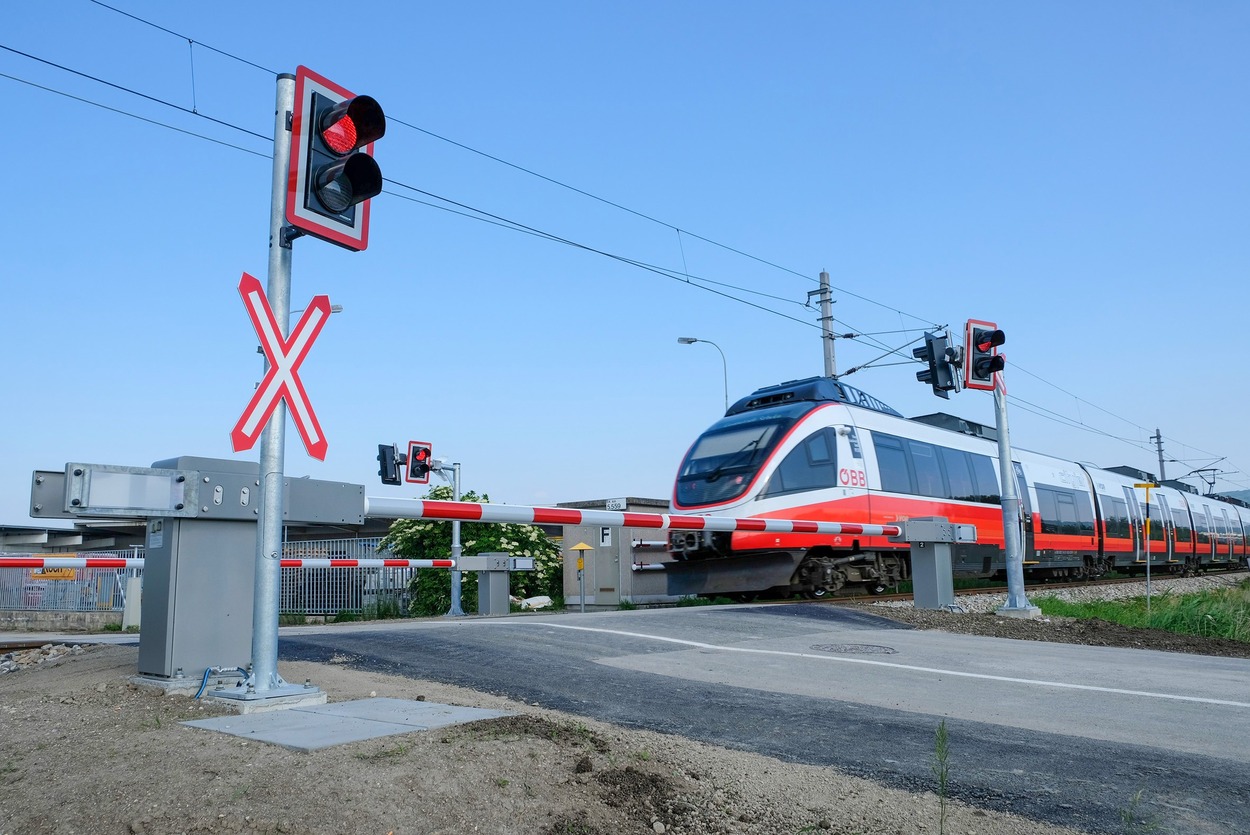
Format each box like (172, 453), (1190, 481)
(706, 437), (763, 483)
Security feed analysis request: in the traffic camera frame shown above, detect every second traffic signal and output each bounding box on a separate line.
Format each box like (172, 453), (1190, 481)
(377, 443), (402, 485)
(406, 441), (432, 484)
(913, 331), (958, 399)
(965, 319), (1006, 391)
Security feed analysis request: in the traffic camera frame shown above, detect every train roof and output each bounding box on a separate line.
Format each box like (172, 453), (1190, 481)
(727, 376), (903, 418)
(909, 412), (998, 441)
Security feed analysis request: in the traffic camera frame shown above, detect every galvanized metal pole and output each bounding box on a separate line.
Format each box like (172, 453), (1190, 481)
(993, 374), (1040, 618)
(251, 73), (296, 693)
(447, 462), (466, 617)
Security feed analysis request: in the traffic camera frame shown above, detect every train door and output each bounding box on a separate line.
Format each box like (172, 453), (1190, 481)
(1013, 462), (1035, 562)
(1121, 485), (1143, 567)
(1156, 495), (1176, 565)
(1217, 508), (1234, 565)
(1194, 505), (1215, 566)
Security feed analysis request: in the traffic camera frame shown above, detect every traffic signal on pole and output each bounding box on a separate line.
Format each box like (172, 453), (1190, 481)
(377, 444), (402, 486)
(964, 319), (1006, 391)
(913, 331), (958, 399)
(406, 441), (432, 484)
(286, 66), (386, 252)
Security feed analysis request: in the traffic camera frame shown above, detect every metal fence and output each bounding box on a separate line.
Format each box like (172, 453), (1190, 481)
(0, 551), (142, 613)
(280, 537), (415, 616)
(0, 538), (424, 617)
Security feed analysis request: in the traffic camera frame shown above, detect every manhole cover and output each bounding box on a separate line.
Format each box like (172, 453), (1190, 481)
(810, 643), (897, 655)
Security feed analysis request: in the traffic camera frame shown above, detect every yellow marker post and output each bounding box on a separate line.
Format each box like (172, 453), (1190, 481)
(1134, 482), (1159, 616)
(571, 542), (594, 614)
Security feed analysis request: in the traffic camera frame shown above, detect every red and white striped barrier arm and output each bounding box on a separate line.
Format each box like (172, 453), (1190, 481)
(0, 557), (145, 569)
(363, 498), (902, 538)
(0, 557), (455, 569)
(278, 559), (454, 568)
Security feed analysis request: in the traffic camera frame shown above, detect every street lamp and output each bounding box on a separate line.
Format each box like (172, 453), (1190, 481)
(677, 337), (729, 411)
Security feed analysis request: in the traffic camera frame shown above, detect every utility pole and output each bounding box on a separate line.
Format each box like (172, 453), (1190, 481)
(807, 271), (837, 377)
(1151, 429), (1166, 481)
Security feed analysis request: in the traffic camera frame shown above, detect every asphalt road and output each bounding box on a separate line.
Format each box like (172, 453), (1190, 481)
(279, 604), (1250, 834)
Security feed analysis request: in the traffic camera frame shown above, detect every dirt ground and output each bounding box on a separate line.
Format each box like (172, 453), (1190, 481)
(0, 642), (1090, 835)
(2, 598), (1242, 835)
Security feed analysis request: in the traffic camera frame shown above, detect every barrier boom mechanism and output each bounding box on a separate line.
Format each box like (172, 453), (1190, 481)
(363, 498), (902, 538)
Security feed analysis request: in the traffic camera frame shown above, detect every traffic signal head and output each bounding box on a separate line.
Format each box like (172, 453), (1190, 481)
(913, 331), (957, 399)
(964, 319), (1006, 390)
(406, 441), (432, 484)
(377, 443), (401, 486)
(286, 66), (386, 252)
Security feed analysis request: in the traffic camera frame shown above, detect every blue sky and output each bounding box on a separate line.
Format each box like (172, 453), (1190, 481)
(3, 1), (1247, 526)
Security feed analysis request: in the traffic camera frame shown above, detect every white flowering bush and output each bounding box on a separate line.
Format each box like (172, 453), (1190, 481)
(379, 485), (564, 616)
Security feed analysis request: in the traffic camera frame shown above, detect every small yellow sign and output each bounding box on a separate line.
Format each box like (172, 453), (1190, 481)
(33, 568), (76, 580)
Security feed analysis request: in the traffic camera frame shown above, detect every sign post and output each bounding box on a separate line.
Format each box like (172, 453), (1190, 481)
(571, 542), (594, 613)
(1134, 482), (1159, 616)
(245, 72), (299, 698)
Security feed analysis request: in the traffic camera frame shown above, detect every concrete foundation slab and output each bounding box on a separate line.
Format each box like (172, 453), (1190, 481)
(183, 698), (511, 752)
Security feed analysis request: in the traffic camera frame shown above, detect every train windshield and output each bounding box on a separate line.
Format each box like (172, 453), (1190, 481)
(675, 407), (806, 506)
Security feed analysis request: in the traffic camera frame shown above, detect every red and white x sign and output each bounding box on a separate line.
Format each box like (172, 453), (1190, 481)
(230, 272), (331, 460)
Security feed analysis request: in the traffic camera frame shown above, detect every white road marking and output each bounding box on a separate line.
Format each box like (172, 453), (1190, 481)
(498, 621), (1250, 709)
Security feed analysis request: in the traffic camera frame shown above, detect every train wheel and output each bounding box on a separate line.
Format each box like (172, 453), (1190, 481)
(805, 588), (829, 600)
(866, 582), (888, 595)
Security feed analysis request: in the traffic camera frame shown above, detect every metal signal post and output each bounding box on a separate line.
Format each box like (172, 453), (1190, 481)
(992, 366), (1039, 618)
(246, 68), (387, 700)
(250, 72), (299, 699)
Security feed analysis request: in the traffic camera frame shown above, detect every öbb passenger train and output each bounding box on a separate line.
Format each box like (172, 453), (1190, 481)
(665, 377), (1249, 599)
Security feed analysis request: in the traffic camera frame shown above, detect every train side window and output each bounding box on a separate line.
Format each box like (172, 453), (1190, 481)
(968, 454), (1000, 504)
(1038, 484), (1094, 535)
(908, 440), (945, 498)
(1055, 492), (1080, 535)
(1037, 487), (1058, 533)
(873, 433), (913, 495)
(1171, 509), (1192, 542)
(939, 447), (977, 502)
(1103, 497), (1129, 538)
(1076, 492), (1096, 535)
(761, 429), (838, 497)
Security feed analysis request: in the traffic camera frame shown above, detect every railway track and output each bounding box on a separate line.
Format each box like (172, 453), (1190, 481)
(756, 567), (1250, 607)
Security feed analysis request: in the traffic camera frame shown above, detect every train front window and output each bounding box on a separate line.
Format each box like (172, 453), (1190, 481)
(676, 415), (797, 506)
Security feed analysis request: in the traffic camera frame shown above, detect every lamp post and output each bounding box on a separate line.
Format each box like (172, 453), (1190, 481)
(677, 337), (729, 411)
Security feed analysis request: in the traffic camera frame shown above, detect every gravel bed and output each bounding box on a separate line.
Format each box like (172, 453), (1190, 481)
(873, 571), (1247, 613)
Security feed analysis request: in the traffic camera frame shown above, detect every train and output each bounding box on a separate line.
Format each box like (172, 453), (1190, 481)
(664, 376), (1249, 599)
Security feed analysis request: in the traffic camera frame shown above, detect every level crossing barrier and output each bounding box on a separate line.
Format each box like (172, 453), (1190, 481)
(363, 497), (903, 537)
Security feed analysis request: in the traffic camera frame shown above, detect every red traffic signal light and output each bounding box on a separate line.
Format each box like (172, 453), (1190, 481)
(286, 66), (386, 252)
(406, 441), (432, 484)
(964, 319), (1005, 390)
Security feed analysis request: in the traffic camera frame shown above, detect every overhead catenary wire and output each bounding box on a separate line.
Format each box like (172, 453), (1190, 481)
(1, 21), (1244, 490)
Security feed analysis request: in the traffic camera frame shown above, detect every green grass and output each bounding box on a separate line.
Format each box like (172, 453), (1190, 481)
(1033, 579), (1250, 643)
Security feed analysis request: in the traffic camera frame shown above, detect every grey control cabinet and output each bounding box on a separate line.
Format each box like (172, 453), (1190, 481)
(137, 516), (257, 679)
